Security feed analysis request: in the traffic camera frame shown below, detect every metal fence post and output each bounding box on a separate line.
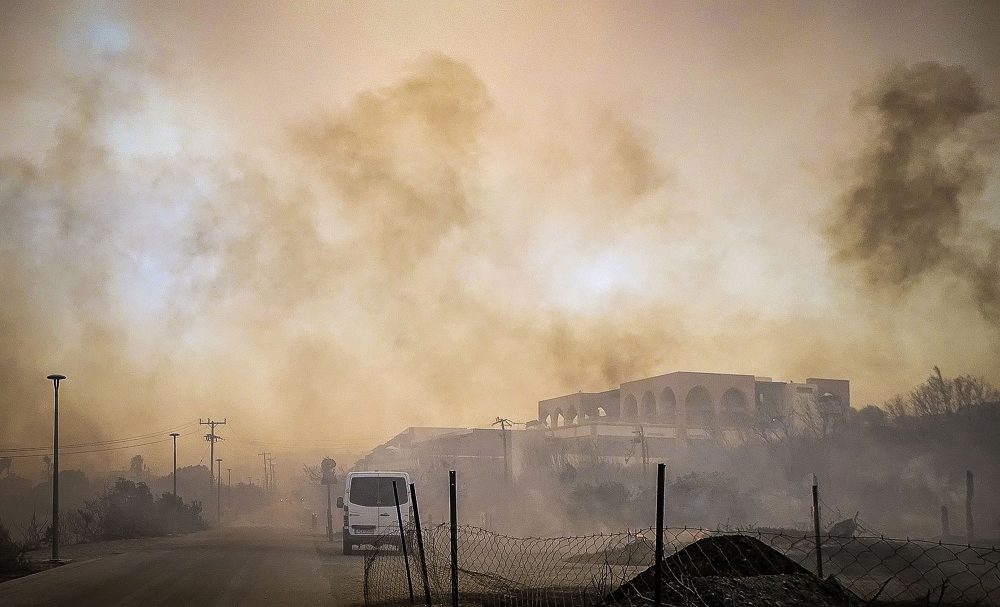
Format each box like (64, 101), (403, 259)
(654, 463), (665, 607)
(410, 483), (433, 607)
(812, 474), (824, 579)
(393, 480), (415, 605)
(966, 470), (975, 543)
(449, 470), (458, 607)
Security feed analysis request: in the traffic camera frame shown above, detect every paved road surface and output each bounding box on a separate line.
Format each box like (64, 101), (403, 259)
(0, 526), (364, 606)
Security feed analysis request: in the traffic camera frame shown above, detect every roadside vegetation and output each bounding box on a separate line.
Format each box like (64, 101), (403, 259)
(0, 520), (29, 577)
(67, 478), (206, 541)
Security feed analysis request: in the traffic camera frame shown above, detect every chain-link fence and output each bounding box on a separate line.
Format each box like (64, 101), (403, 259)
(364, 525), (1000, 606)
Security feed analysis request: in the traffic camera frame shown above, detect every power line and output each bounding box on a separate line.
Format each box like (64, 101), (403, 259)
(0, 432), (197, 458)
(0, 420), (199, 453)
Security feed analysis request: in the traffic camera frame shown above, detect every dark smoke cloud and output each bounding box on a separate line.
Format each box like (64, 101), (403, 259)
(591, 112), (667, 204)
(830, 62), (1000, 322)
(295, 55), (491, 269)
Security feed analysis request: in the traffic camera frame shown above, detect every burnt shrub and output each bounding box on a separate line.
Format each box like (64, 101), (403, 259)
(0, 520), (29, 575)
(68, 478), (206, 541)
(152, 492), (206, 535)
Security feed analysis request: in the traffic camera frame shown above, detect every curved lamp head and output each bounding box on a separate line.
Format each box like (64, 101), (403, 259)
(46, 374), (67, 381)
(169, 432), (180, 438)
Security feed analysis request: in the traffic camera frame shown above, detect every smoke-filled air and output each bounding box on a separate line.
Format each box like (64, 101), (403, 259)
(1, 6), (1000, 600)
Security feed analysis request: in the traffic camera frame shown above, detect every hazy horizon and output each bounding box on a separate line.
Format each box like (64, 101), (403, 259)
(2, 1), (999, 479)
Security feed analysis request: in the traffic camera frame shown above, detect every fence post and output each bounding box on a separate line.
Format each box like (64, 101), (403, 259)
(393, 480), (415, 605)
(410, 483), (433, 607)
(812, 474), (824, 579)
(654, 463), (665, 607)
(965, 470), (974, 543)
(449, 470), (458, 607)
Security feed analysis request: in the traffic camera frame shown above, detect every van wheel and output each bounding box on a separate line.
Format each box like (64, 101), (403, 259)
(343, 538), (353, 556)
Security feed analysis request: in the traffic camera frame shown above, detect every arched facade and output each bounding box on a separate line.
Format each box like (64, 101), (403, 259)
(538, 371), (761, 435)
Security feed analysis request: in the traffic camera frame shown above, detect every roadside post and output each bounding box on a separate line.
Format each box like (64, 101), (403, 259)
(321, 457), (337, 541)
(655, 463), (665, 607)
(449, 470), (458, 607)
(392, 480), (415, 604)
(409, 482), (433, 607)
(812, 474), (824, 578)
(966, 470), (975, 543)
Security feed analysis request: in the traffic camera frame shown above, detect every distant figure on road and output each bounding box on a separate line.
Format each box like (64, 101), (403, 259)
(311, 512), (318, 530)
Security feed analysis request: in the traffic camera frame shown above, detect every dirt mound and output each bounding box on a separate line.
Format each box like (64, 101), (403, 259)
(603, 534), (862, 607)
(658, 573), (862, 607)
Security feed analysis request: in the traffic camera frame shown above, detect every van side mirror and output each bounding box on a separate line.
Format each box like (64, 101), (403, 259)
(336, 497), (344, 508)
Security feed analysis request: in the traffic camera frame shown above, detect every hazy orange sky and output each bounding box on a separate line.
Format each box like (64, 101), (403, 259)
(1, 1), (998, 473)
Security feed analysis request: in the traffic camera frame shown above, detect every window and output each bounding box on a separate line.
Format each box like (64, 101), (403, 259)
(349, 476), (409, 507)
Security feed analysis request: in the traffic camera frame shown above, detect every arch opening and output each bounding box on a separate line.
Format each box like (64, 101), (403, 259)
(623, 394), (638, 419)
(721, 388), (749, 427)
(685, 386), (715, 429)
(641, 391), (656, 418)
(659, 387), (677, 423)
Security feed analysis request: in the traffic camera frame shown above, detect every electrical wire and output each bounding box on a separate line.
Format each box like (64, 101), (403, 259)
(0, 420), (200, 455)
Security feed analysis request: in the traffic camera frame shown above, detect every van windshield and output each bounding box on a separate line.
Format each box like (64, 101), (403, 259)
(349, 476), (409, 507)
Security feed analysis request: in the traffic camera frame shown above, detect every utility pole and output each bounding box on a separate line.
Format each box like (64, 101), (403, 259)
(199, 418), (226, 491)
(216, 458), (223, 526)
(270, 458), (277, 493)
(227, 468), (232, 501)
(170, 432), (180, 497)
(46, 374), (66, 562)
(259, 451), (271, 491)
(492, 417), (513, 483)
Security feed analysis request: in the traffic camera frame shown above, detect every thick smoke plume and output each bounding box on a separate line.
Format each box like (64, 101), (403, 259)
(0, 50), (681, 465)
(2, 41), (998, 480)
(830, 62), (1000, 323)
(296, 56), (491, 268)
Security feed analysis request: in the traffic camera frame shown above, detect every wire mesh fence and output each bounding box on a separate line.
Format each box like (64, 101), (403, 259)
(363, 525), (1000, 607)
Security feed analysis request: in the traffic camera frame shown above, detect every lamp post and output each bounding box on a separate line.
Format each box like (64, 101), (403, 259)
(170, 433), (180, 497)
(46, 373), (66, 562)
(216, 458), (223, 526)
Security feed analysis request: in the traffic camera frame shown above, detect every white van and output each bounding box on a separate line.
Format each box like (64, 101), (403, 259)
(337, 471), (411, 555)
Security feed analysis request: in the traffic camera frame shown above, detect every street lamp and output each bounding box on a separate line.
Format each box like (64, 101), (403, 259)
(170, 433), (180, 497)
(216, 458), (223, 526)
(46, 373), (66, 562)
